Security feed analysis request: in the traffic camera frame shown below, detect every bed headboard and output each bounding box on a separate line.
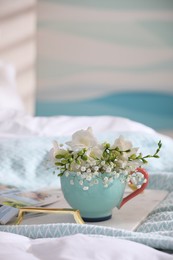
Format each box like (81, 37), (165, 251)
(0, 0), (36, 114)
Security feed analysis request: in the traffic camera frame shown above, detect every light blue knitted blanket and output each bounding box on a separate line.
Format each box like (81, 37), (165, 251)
(0, 132), (173, 251)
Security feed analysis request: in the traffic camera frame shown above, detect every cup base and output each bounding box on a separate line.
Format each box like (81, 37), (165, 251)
(82, 215), (112, 222)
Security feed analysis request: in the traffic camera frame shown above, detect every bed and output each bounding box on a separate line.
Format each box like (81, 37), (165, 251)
(0, 114), (173, 258)
(0, 110), (173, 258)
(1, 64), (173, 259)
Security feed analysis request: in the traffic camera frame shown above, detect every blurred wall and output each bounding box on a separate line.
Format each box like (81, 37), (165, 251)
(0, 0), (36, 114)
(36, 0), (173, 128)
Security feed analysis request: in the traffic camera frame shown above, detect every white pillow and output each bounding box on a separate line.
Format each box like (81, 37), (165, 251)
(0, 62), (24, 111)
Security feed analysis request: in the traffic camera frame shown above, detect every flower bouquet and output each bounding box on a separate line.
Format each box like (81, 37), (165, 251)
(50, 127), (162, 221)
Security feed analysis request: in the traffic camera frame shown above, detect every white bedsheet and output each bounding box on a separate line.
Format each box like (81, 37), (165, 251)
(0, 232), (172, 260)
(0, 109), (155, 137)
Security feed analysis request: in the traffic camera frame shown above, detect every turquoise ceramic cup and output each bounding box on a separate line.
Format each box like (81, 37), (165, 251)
(60, 168), (148, 222)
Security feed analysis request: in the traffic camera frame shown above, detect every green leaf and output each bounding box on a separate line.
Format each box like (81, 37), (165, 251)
(129, 154), (136, 160)
(125, 149), (131, 152)
(55, 154), (65, 159)
(61, 159), (68, 164)
(78, 149), (85, 156)
(55, 162), (63, 166)
(76, 159), (81, 165)
(81, 155), (88, 161)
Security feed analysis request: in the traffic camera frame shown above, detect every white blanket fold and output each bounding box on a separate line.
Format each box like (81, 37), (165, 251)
(0, 232), (172, 260)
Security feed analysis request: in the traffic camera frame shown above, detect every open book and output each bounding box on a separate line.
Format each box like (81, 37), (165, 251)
(0, 184), (60, 224)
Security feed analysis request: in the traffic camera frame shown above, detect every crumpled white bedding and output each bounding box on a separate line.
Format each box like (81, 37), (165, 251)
(0, 109), (163, 191)
(0, 109), (155, 137)
(0, 232), (172, 260)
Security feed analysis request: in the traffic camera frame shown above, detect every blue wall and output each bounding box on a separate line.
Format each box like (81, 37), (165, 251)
(36, 0), (173, 130)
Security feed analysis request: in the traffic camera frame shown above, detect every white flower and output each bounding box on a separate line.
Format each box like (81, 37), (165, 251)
(112, 136), (133, 151)
(89, 145), (103, 159)
(83, 186), (89, 191)
(79, 180), (83, 185)
(50, 140), (67, 159)
(105, 167), (112, 173)
(103, 177), (109, 182)
(53, 140), (59, 153)
(101, 161), (105, 166)
(49, 141), (59, 160)
(49, 127), (161, 189)
(70, 180), (74, 185)
(81, 166), (86, 172)
(66, 127), (98, 150)
(86, 175), (92, 181)
(94, 166), (99, 171)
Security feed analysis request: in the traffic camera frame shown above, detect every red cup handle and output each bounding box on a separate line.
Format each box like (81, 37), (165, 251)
(119, 168), (149, 208)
